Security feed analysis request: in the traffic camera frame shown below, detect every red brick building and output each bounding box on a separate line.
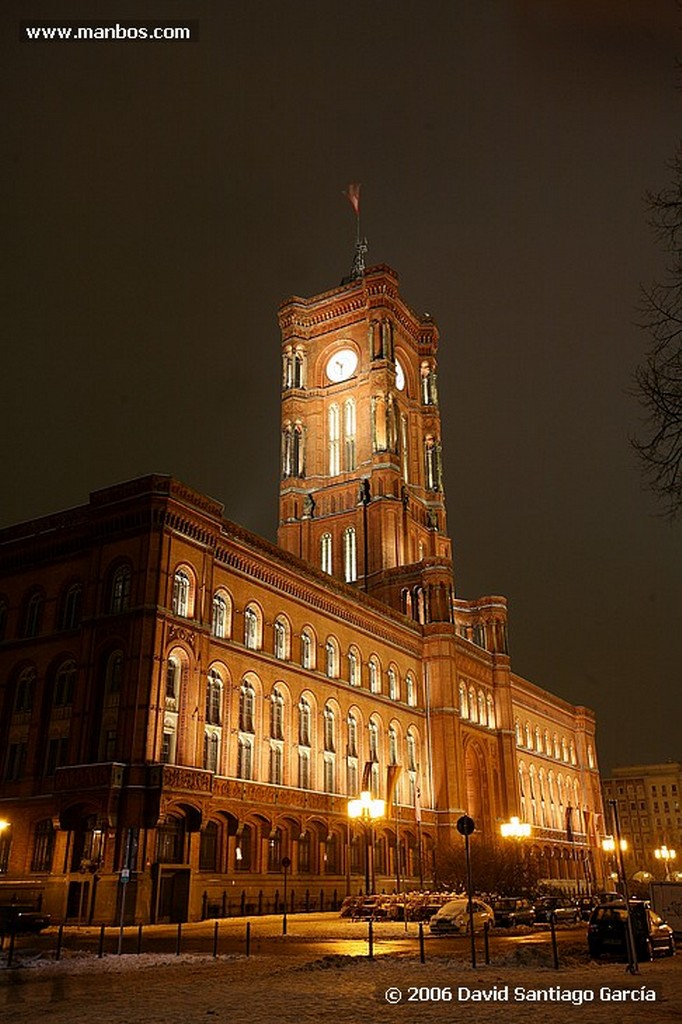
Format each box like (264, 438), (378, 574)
(0, 265), (605, 923)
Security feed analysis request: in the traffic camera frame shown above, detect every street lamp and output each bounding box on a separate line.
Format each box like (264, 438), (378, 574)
(500, 817), (531, 892)
(348, 791), (385, 895)
(654, 845), (677, 881)
(500, 816), (531, 839)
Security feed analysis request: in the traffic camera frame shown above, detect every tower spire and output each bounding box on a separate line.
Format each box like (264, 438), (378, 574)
(342, 183), (367, 280)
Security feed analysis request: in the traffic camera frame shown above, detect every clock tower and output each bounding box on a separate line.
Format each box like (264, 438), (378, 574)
(277, 264), (455, 619)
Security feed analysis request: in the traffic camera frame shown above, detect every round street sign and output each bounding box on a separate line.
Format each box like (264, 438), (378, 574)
(281, 856), (292, 869)
(456, 815), (475, 836)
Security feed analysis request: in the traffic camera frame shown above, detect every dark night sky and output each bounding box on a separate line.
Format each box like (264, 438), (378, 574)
(3, 1), (681, 773)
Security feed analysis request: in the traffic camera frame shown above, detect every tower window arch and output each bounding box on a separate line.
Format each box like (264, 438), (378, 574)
(328, 404), (340, 476)
(368, 657), (381, 694)
(300, 628), (315, 669)
(348, 647), (360, 686)
(274, 616), (290, 660)
(405, 673), (417, 707)
(323, 704), (336, 753)
(387, 667), (399, 701)
(343, 398), (356, 471)
(325, 637), (339, 678)
(298, 697), (311, 747)
(320, 533), (333, 575)
(343, 527), (357, 583)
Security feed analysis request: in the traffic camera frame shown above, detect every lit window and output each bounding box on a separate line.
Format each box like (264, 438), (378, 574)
(387, 668), (398, 701)
(299, 698), (311, 747)
(239, 683), (255, 733)
(321, 533), (333, 575)
(328, 404), (340, 476)
(212, 593), (229, 638)
(205, 670), (222, 726)
(237, 736), (253, 780)
(369, 658), (380, 694)
(244, 606), (260, 650)
(343, 399), (356, 472)
(343, 527), (357, 582)
(172, 570), (191, 617)
(301, 630), (314, 669)
(324, 705), (335, 752)
(405, 673), (417, 707)
(110, 565), (131, 614)
(348, 648), (360, 686)
(270, 689), (284, 740)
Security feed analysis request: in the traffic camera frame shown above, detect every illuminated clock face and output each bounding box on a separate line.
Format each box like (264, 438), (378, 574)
(395, 359), (406, 392)
(325, 348), (358, 383)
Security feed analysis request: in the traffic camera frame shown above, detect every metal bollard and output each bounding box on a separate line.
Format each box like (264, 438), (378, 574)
(7, 927), (16, 968)
(549, 912), (559, 970)
(419, 921), (425, 963)
(137, 923), (143, 954)
(368, 919), (374, 960)
(483, 920), (490, 964)
(55, 923), (64, 961)
(98, 923), (105, 958)
(176, 921), (182, 956)
(213, 919), (219, 958)
(245, 920), (251, 957)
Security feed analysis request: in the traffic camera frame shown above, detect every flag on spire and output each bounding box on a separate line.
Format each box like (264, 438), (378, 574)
(343, 182), (361, 216)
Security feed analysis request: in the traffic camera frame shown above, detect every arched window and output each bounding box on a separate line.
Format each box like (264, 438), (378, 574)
(110, 564), (131, 614)
(459, 682), (468, 718)
(298, 748), (311, 789)
(60, 583), (82, 630)
(569, 741), (577, 766)
(343, 399), (356, 471)
(54, 659), (77, 707)
(515, 719), (523, 746)
(406, 730), (417, 771)
(172, 569), (191, 617)
(239, 682), (255, 733)
(343, 527), (357, 582)
(468, 686), (477, 723)
(270, 688), (284, 740)
(30, 819), (55, 873)
(274, 617), (289, 660)
(388, 725), (398, 765)
(212, 592), (230, 639)
(321, 533), (333, 575)
(23, 591), (43, 638)
(203, 731), (220, 773)
(235, 825), (252, 871)
(387, 668), (398, 701)
(324, 704), (335, 752)
(166, 656), (180, 700)
(237, 736), (253, 780)
(534, 726), (542, 751)
(368, 720), (379, 763)
(347, 713), (358, 758)
(105, 651), (124, 695)
(325, 637), (338, 678)
(486, 694), (495, 729)
(301, 629), (314, 669)
(348, 647), (360, 686)
(205, 669), (222, 726)
(525, 722), (532, 748)
(328, 404), (340, 475)
(244, 605), (261, 650)
(199, 821), (219, 872)
(543, 729), (550, 755)
(405, 673), (417, 707)
(269, 742), (283, 785)
(587, 745), (595, 770)
(298, 697), (311, 747)
(561, 737), (569, 763)
(553, 733), (560, 760)
(369, 657), (380, 694)
(477, 690), (486, 725)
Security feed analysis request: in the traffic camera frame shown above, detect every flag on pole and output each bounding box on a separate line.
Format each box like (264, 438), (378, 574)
(386, 764), (402, 806)
(343, 182), (361, 216)
(361, 760), (374, 792)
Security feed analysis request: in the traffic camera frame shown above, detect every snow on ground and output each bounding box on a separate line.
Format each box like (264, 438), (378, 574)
(1, 914), (680, 1024)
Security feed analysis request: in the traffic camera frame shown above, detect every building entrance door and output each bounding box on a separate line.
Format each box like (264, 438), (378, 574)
(154, 867), (190, 923)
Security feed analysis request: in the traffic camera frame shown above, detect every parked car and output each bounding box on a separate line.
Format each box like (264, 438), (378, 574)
(587, 900), (675, 961)
(429, 898), (494, 934)
(491, 897), (536, 928)
(577, 896), (599, 921)
(533, 896), (580, 924)
(0, 905), (51, 935)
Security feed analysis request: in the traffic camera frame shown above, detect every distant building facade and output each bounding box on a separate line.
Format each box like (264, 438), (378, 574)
(0, 265), (604, 923)
(602, 762), (682, 879)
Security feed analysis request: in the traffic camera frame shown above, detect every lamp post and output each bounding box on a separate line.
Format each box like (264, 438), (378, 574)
(500, 816), (531, 893)
(607, 799), (638, 975)
(348, 791), (385, 895)
(654, 845), (677, 881)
